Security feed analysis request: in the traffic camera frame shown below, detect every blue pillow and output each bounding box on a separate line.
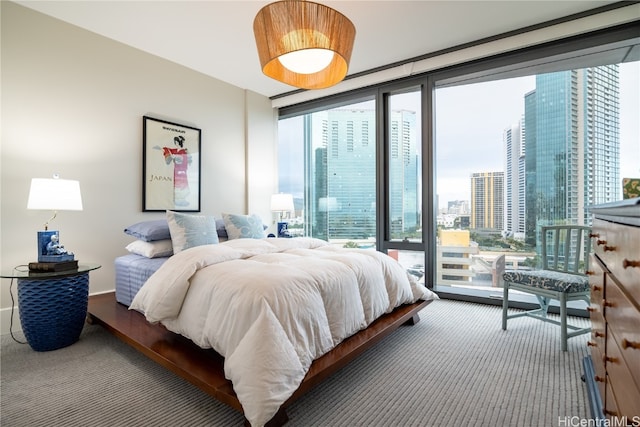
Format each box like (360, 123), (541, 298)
(166, 211), (219, 253)
(124, 220), (171, 242)
(221, 213), (266, 239)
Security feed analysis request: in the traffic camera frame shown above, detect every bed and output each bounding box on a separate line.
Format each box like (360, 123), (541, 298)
(88, 215), (437, 427)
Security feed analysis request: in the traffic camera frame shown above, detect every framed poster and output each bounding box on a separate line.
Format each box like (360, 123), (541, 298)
(143, 116), (201, 212)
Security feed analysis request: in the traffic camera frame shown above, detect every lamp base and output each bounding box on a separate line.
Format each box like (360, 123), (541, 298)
(277, 221), (291, 238)
(37, 230), (75, 262)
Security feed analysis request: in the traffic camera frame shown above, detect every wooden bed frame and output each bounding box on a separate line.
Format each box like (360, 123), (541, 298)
(87, 292), (432, 426)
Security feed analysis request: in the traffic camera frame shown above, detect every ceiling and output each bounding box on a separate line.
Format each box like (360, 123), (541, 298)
(17, 1), (620, 98)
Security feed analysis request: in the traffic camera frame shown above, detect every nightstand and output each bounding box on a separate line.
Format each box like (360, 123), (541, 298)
(1, 263), (101, 351)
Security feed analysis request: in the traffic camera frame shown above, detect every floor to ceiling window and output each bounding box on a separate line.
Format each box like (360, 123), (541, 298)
(277, 24), (639, 308)
(433, 61), (638, 305)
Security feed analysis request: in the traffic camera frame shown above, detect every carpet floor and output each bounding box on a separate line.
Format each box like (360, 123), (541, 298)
(1, 299), (591, 427)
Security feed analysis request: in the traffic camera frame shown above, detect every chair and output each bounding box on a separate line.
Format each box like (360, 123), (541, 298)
(502, 225), (592, 351)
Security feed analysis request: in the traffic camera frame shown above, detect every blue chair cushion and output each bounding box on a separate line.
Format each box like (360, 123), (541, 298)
(503, 270), (589, 293)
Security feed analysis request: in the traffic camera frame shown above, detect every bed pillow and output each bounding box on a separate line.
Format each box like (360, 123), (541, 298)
(166, 210), (219, 253)
(221, 213), (266, 240)
(124, 220), (171, 242)
(126, 239), (173, 258)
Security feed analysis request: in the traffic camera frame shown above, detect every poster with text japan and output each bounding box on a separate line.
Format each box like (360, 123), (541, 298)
(143, 116), (201, 212)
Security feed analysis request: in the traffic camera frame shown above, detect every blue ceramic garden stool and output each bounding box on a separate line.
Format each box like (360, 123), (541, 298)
(18, 273), (89, 351)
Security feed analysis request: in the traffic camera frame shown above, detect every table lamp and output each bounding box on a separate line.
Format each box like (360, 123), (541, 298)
(27, 175), (83, 263)
(270, 193), (294, 238)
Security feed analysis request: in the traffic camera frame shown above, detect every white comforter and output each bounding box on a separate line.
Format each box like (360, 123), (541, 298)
(130, 237), (437, 427)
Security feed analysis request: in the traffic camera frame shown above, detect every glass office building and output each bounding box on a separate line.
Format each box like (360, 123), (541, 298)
(306, 108), (419, 241)
(524, 65), (620, 242)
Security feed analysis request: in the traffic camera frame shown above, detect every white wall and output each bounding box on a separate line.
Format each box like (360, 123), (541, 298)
(0, 2), (277, 333)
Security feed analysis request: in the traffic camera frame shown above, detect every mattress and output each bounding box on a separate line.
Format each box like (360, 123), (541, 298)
(114, 254), (168, 306)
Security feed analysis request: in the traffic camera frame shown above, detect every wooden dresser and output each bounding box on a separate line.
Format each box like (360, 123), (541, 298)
(584, 198), (640, 424)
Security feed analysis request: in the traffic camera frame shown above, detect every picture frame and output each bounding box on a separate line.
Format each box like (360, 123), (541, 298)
(142, 116), (201, 212)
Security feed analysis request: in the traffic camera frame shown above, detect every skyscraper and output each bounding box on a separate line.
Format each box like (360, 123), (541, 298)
(310, 109), (376, 240)
(307, 108), (419, 240)
(524, 66), (620, 242)
(389, 109), (419, 237)
(470, 171), (504, 230)
(503, 119), (525, 239)
(583, 66), (621, 207)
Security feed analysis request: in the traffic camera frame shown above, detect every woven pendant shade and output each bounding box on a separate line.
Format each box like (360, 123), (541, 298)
(253, 1), (355, 89)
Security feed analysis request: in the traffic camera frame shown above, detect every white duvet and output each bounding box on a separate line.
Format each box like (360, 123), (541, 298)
(130, 237), (437, 427)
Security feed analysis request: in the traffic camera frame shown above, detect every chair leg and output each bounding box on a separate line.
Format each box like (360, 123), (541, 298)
(535, 295), (551, 317)
(560, 293), (567, 352)
(502, 282), (509, 330)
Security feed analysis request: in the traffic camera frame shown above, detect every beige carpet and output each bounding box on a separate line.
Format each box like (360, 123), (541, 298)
(1, 299), (590, 426)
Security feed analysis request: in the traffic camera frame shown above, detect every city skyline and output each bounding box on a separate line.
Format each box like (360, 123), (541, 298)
(436, 62), (638, 210)
(279, 62), (639, 214)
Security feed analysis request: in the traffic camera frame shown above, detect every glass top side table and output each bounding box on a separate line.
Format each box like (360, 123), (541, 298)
(2, 263), (101, 351)
(1, 263), (101, 279)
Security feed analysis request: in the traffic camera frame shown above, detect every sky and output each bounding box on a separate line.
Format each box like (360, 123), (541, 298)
(435, 76), (536, 206)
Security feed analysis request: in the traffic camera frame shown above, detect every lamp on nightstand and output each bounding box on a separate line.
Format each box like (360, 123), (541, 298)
(27, 174), (83, 264)
(270, 193), (294, 238)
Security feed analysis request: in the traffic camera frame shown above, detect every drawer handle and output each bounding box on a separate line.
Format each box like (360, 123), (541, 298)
(587, 306), (597, 313)
(591, 285), (602, 292)
(596, 239), (607, 246)
(622, 338), (640, 350)
(595, 375), (605, 383)
(623, 259), (640, 269)
(585, 270), (595, 276)
(603, 245), (616, 252)
(594, 331), (604, 338)
(589, 233), (600, 238)
(587, 341), (598, 347)
(603, 299), (615, 308)
(603, 355), (617, 364)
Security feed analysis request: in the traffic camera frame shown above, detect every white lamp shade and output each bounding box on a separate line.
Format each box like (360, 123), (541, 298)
(27, 178), (83, 211)
(270, 193), (294, 212)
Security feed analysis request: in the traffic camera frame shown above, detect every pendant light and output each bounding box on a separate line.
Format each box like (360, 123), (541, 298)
(253, 0), (356, 89)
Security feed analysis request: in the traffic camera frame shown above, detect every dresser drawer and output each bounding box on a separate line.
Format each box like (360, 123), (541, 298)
(588, 254), (605, 302)
(604, 379), (620, 420)
(587, 254), (606, 347)
(590, 344), (607, 400)
(593, 219), (640, 303)
(605, 334), (640, 419)
(587, 254), (607, 398)
(605, 278), (640, 391)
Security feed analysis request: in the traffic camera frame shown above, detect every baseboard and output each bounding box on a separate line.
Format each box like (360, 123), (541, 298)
(582, 355), (605, 420)
(0, 305), (21, 335)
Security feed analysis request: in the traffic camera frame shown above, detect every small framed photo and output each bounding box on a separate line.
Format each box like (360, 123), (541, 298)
(143, 116), (201, 212)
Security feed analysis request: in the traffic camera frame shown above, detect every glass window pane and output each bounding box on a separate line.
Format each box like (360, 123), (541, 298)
(434, 61), (638, 303)
(278, 99), (377, 245)
(388, 90), (422, 243)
